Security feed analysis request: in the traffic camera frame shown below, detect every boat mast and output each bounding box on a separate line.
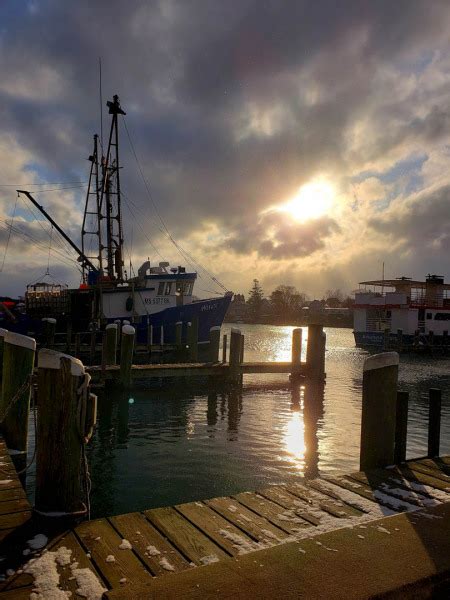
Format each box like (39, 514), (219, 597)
(81, 134), (103, 282)
(99, 94), (126, 283)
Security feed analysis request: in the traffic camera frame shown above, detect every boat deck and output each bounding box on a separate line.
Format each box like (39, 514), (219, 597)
(1, 440), (450, 598)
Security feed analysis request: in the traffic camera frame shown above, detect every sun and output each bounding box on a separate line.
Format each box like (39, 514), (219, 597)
(281, 181), (334, 221)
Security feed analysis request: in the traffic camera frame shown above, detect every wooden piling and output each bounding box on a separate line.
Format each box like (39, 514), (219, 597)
(35, 349), (90, 515)
(105, 323), (118, 365)
(383, 328), (390, 350)
(306, 324), (325, 381)
(66, 321), (73, 353)
(89, 330), (96, 363)
(209, 326), (221, 363)
(428, 388), (441, 458)
(229, 328), (242, 384)
(394, 391), (409, 464)
(360, 352), (399, 470)
(119, 325), (135, 388)
(397, 329), (403, 352)
(0, 328), (7, 381)
(0, 331), (36, 454)
(222, 334), (228, 364)
(74, 332), (81, 358)
(290, 328), (302, 381)
(147, 322), (153, 358)
(187, 317), (199, 362)
(42, 317), (56, 347)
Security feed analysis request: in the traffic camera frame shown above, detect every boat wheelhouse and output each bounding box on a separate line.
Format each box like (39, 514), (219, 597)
(353, 275), (450, 349)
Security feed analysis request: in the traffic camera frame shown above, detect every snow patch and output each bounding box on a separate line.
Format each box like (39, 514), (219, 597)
(27, 534), (48, 550)
(200, 555), (219, 565)
(159, 557), (175, 571)
(146, 545), (160, 556)
(119, 539), (132, 550)
(105, 555), (115, 563)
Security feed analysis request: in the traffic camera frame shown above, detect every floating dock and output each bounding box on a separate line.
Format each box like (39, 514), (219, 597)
(1, 435), (450, 598)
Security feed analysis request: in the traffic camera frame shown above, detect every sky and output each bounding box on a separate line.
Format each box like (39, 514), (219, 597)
(1, 0), (450, 299)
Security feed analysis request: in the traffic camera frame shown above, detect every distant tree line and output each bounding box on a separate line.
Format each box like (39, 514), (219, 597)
(227, 279), (354, 325)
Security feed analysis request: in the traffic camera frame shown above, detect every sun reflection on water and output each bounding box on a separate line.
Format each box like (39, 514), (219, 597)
(284, 410), (305, 463)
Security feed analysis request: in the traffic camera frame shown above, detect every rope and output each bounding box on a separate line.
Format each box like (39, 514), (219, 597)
(0, 373), (34, 423)
(0, 193), (18, 272)
(16, 382), (38, 476)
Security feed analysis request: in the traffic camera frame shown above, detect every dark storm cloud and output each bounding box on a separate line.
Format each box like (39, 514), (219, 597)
(224, 211), (339, 259)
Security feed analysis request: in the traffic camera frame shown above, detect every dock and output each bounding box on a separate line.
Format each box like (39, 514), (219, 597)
(1, 438), (450, 598)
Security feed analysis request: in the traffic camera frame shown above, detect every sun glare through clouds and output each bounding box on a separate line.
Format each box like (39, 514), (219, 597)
(281, 181), (334, 222)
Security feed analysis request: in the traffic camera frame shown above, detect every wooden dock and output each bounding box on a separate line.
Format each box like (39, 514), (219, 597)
(87, 360), (305, 382)
(1, 442), (450, 598)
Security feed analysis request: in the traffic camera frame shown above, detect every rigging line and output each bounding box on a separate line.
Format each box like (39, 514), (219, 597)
(99, 57), (104, 152)
(121, 190), (165, 261)
(21, 185), (88, 192)
(122, 115), (229, 292)
(0, 181), (89, 187)
(0, 220), (82, 269)
(18, 197), (71, 254)
(0, 194), (18, 272)
(46, 225), (53, 275)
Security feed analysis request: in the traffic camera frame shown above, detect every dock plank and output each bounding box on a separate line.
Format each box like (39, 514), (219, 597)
(0, 488), (26, 503)
(405, 460), (450, 484)
(110, 512), (191, 576)
(75, 518), (151, 588)
(234, 491), (311, 534)
(0, 511), (31, 530)
(144, 506), (228, 565)
(175, 501), (260, 556)
(387, 465), (450, 493)
(285, 482), (364, 518)
(205, 496), (288, 544)
(258, 486), (322, 526)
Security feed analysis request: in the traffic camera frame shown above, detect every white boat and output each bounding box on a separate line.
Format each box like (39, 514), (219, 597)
(353, 275), (450, 349)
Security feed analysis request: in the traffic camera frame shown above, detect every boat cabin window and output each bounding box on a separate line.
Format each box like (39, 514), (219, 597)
(427, 313), (433, 319)
(176, 281), (193, 295)
(157, 283), (165, 296)
(165, 282), (173, 295)
(434, 312), (450, 320)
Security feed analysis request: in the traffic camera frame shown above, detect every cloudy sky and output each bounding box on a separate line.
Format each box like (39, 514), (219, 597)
(1, 0), (450, 299)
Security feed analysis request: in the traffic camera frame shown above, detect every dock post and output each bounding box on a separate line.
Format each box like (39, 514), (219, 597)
(147, 323), (153, 359)
(229, 328), (242, 384)
(290, 328), (302, 382)
(209, 326), (221, 363)
(383, 328), (390, 350)
(42, 317), (56, 347)
(222, 334), (228, 363)
(428, 388), (441, 458)
(397, 329), (403, 352)
(0, 328), (7, 381)
(175, 321), (183, 347)
(89, 329), (96, 364)
(360, 352), (399, 470)
(105, 323), (118, 365)
(66, 321), (73, 353)
(394, 391), (409, 464)
(0, 331), (36, 457)
(119, 325), (135, 388)
(74, 332), (81, 358)
(187, 317), (199, 362)
(306, 324), (325, 381)
(35, 349), (95, 515)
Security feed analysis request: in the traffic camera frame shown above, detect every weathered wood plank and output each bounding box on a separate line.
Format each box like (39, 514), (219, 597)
(0, 479), (22, 492)
(306, 479), (371, 513)
(144, 506), (228, 565)
(0, 487), (27, 503)
(258, 486), (322, 526)
(0, 511), (31, 530)
(205, 497), (288, 544)
(75, 518), (151, 588)
(385, 465), (450, 493)
(0, 499), (30, 516)
(110, 512), (191, 576)
(234, 491), (311, 534)
(175, 501), (260, 556)
(284, 482), (364, 518)
(405, 460), (450, 484)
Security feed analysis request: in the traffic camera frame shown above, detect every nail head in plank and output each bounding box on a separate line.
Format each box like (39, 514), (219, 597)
(110, 512), (190, 576)
(145, 506), (228, 565)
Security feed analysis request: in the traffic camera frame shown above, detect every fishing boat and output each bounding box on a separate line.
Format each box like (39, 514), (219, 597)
(353, 275), (450, 350)
(2, 95), (232, 343)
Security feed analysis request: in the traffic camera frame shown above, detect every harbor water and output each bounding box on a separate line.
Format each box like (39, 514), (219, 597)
(26, 324), (450, 518)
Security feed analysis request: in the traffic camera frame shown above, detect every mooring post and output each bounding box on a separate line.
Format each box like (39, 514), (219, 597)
(89, 329), (96, 364)
(394, 390), (409, 464)
(187, 317), (199, 362)
(0, 331), (36, 455)
(306, 324), (325, 381)
(0, 328), (7, 381)
(105, 323), (118, 365)
(360, 352), (399, 470)
(101, 331), (107, 381)
(290, 328), (302, 382)
(65, 321), (73, 353)
(428, 388), (441, 458)
(35, 349), (96, 515)
(175, 321), (183, 348)
(383, 328), (390, 350)
(147, 323), (153, 359)
(229, 328), (241, 384)
(209, 326), (221, 363)
(74, 332), (81, 358)
(119, 325), (135, 388)
(42, 317), (56, 347)
(397, 329), (403, 352)
(222, 334), (228, 363)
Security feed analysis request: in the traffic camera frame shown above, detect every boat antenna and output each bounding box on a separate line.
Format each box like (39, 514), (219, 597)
(99, 57), (103, 150)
